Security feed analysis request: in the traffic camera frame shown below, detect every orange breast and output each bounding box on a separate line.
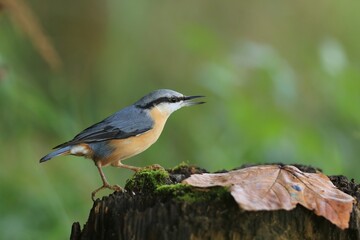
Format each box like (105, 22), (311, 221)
(99, 107), (169, 167)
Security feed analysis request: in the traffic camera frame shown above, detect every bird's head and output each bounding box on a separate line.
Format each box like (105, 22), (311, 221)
(135, 89), (205, 116)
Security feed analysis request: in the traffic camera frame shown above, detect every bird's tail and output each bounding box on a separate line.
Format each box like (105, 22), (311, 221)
(40, 146), (71, 163)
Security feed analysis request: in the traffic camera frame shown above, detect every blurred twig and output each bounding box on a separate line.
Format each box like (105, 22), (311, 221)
(0, 0), (62, 71)
(0, 65), (8, 81)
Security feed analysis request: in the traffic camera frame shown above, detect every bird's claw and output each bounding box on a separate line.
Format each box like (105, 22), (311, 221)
(110, 184), (122, 192)
(130, 166), (142, 172)
(91, 184), (123, 201)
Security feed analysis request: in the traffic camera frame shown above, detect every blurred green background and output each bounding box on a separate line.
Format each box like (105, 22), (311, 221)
(1, 0), (360, 239)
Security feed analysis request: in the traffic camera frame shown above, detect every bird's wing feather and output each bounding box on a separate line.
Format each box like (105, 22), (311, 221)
(53, 106), (153, 149)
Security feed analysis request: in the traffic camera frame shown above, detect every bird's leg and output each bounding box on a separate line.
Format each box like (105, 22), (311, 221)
(112, 161), (142, 172)
(91, 163), (122, 201)
(112, 161), (164, 172)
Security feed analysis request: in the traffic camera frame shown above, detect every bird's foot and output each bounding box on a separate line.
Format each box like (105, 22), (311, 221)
(109, 184), (122, 192)
(114, 163), (142, 172)
(91, 184), (123, 201)
(128, 166), (142, 172)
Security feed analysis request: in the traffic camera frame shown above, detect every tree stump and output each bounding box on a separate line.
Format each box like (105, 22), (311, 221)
(70, 164), (360, 240)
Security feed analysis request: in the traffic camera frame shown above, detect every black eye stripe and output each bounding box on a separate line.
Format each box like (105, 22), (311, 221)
(137, 96), (183, 109)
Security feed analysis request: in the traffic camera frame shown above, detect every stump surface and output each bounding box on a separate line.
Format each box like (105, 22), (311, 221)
(70, 164), (360, 240)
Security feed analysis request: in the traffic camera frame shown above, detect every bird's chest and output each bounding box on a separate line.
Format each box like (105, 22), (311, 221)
(115, 126), (163, 157)
(102, 108), (168, 165)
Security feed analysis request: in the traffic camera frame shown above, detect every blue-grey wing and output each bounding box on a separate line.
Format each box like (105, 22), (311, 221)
(53, 106), (153, 149)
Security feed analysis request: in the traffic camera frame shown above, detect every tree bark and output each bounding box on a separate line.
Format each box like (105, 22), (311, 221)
(70, 165), (360, 240)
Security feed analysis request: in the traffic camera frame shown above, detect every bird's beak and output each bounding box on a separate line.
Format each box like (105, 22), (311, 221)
(183, 95), (206, 106)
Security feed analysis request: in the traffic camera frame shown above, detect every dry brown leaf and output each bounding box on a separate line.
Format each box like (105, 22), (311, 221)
(183, 165), (354, 229)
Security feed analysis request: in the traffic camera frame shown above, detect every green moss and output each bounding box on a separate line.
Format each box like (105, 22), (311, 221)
(125, 168), (171, 193)
(171, 162), (190, 171)
(169, 162), (207, 177)
(155, 183), (230, 203)
(155, 183), (192, 195)
(125, 164), (231, 204)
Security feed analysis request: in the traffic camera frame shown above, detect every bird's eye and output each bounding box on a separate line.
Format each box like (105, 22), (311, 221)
(169, 97), (177, 103)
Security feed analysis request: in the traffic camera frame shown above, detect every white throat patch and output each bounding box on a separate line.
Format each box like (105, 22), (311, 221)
(155, 101), (184, 116)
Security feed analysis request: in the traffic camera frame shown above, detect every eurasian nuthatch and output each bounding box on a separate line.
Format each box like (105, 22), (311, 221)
(40, 89), (204, 200)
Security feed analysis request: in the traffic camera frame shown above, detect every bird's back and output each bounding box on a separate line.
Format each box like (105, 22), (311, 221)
(54, 105), (154, 149)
